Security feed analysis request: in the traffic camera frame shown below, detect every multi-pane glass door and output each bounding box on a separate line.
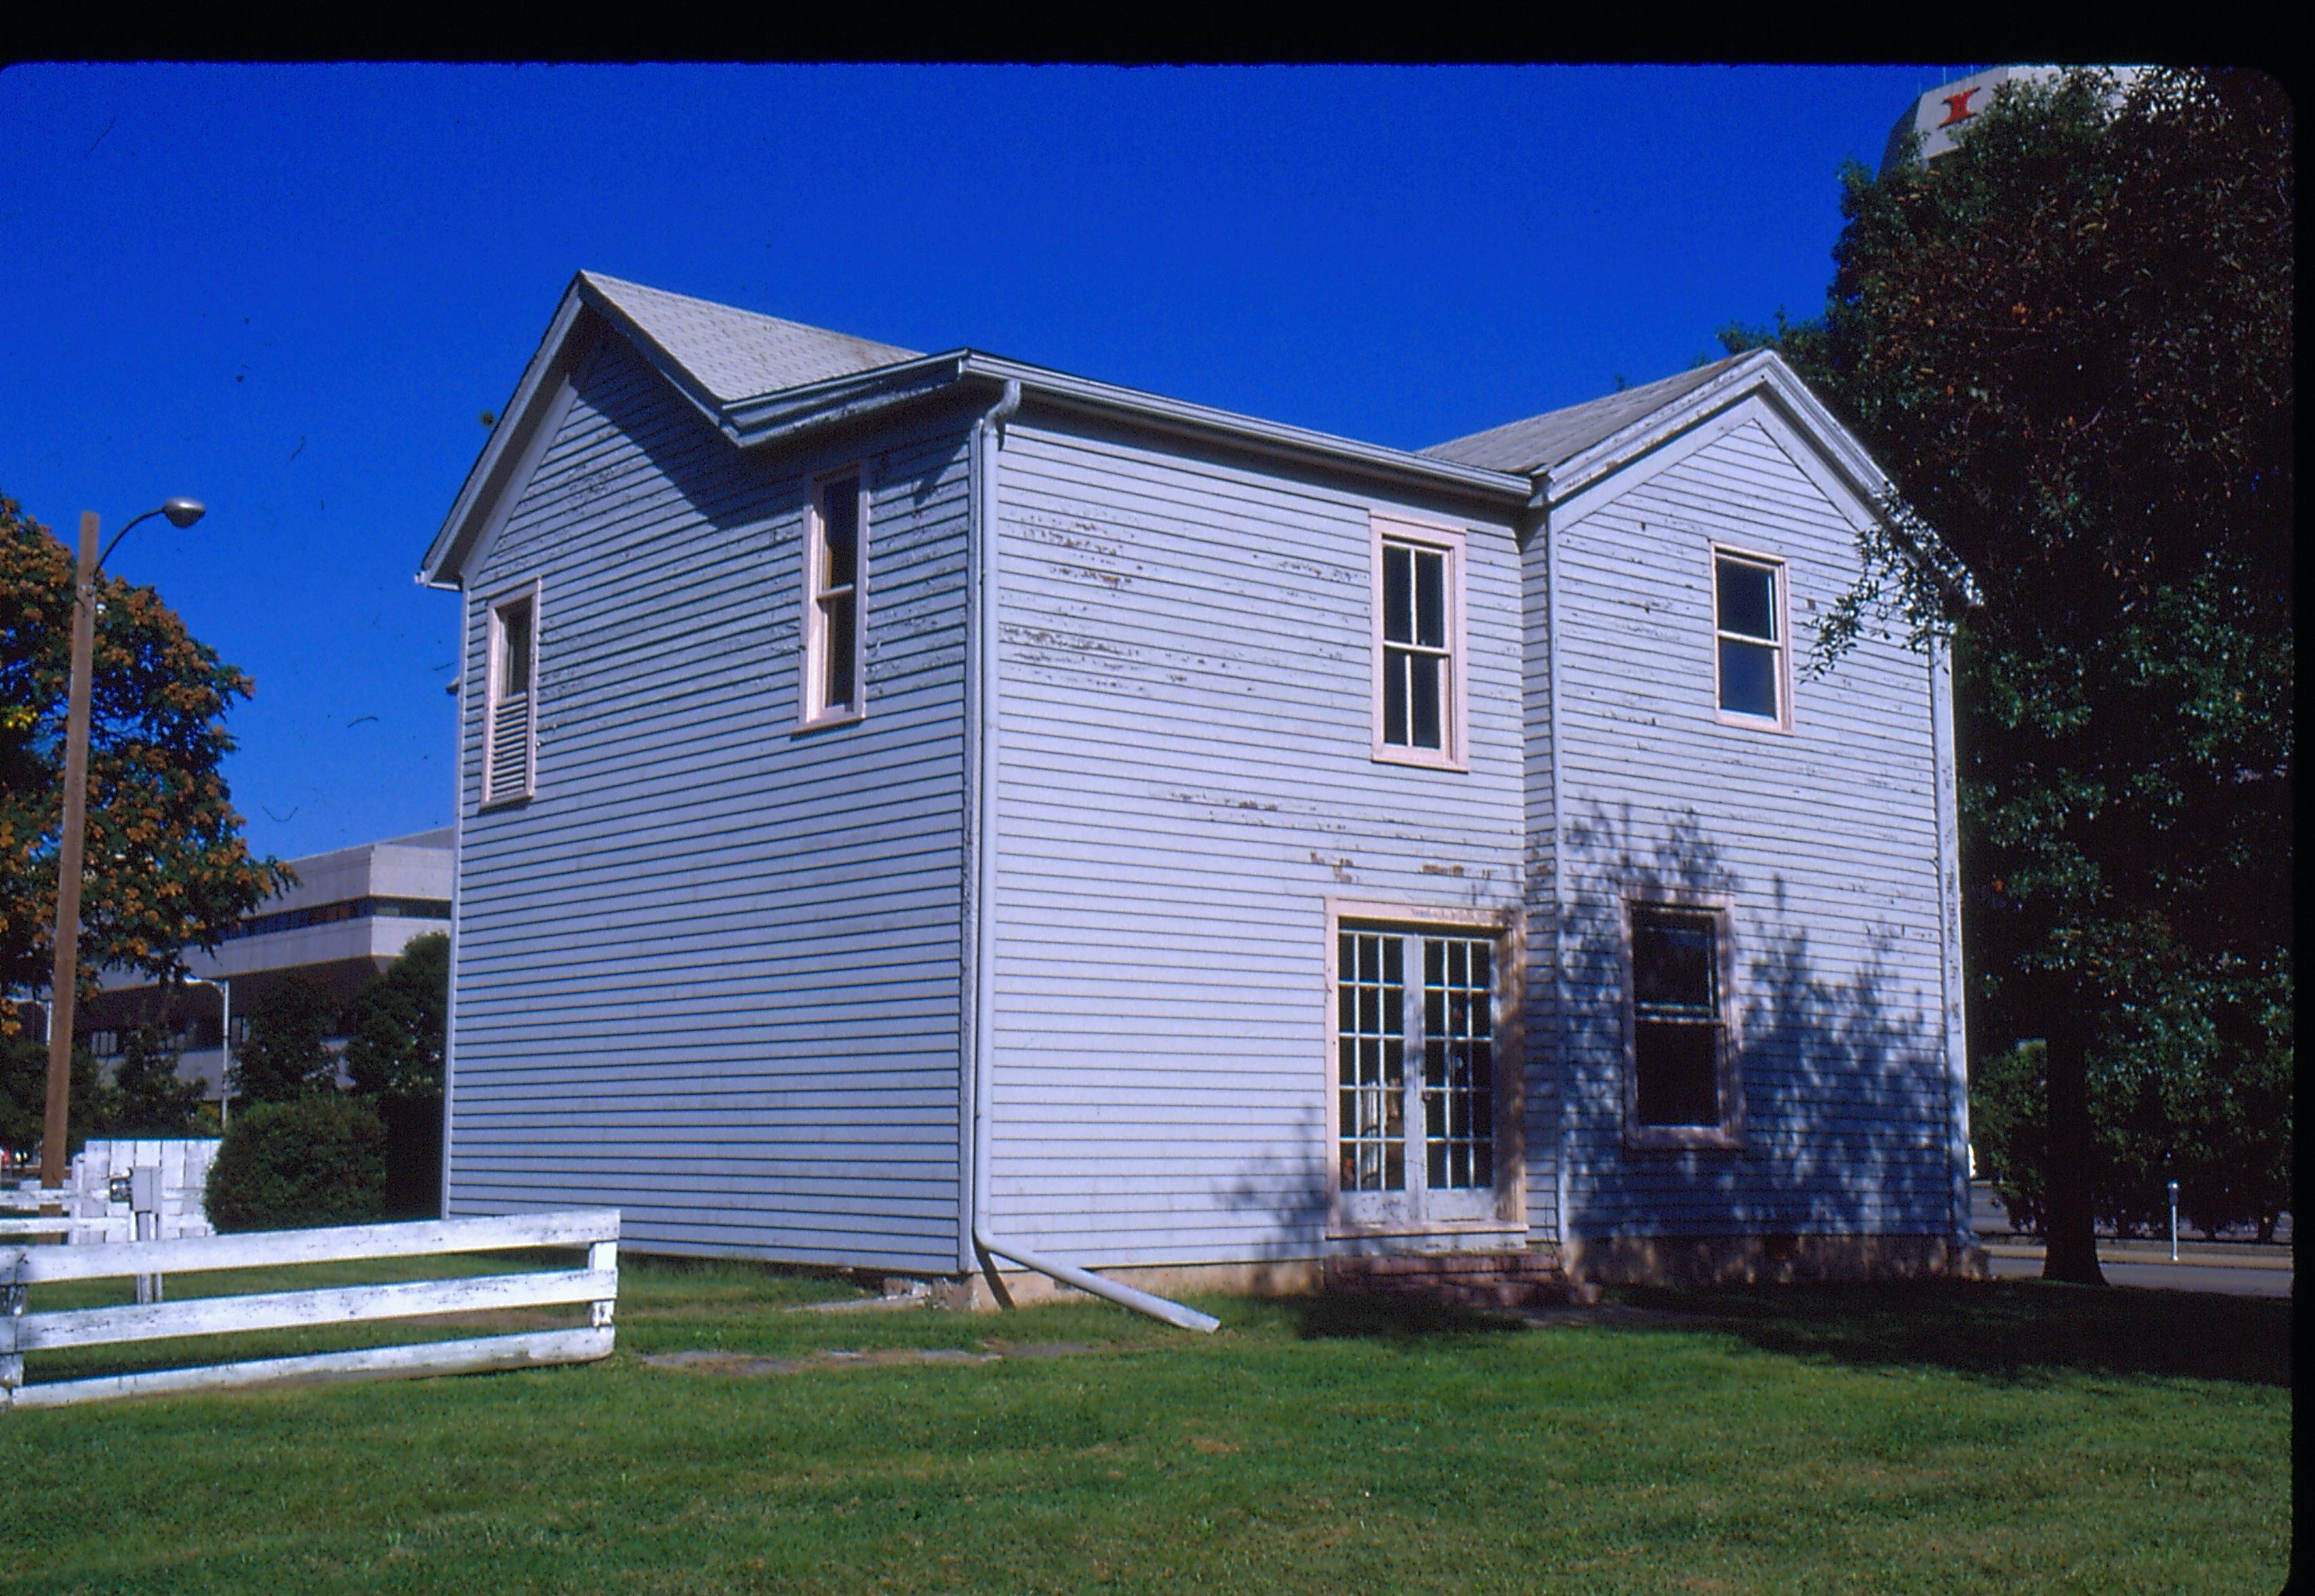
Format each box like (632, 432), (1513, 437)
(1337, 927), (1500, 1226)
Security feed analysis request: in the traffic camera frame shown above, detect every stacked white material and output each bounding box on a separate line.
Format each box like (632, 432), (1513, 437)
(53, 1139), (221, 1245)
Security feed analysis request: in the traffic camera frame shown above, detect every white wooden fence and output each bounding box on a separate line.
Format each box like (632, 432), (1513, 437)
(1, 1208), (619, 1410)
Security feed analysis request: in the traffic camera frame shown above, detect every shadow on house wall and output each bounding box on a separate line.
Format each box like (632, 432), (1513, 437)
(1553, 802), (1963, 1278)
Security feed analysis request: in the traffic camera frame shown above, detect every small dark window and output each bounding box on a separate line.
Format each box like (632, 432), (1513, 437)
(1380, 539), (1450, 751)
(1713, 553), (1782, 722)
(1631, 904), (1724, 1127)
(810, 475), (862, 717)
(499, 599), (533, 697)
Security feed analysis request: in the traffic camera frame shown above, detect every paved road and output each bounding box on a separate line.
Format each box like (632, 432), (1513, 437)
(1984, 1249), (2292, 1298)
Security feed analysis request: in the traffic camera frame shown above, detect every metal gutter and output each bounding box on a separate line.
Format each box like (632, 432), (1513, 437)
(962, 376), (1219, 1335)
(956, 353), (1528, 506)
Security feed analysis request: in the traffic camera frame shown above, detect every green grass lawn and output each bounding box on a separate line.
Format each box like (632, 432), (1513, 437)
(0, 1257), (2291, 1595)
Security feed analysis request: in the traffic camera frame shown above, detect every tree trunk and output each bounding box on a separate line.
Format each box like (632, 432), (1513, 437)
(2041, 1016), (2107, 1285)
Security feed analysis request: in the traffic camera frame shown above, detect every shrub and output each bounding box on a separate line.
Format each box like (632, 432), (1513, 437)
(204, 1096), (386, 1232)
(378, 1091), (444, 1219)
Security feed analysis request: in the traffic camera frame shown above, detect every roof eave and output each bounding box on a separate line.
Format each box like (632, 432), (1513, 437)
(418, 278), (597, 589)
(423, 292), (1540, 592)
(730, 350), (1530, 505)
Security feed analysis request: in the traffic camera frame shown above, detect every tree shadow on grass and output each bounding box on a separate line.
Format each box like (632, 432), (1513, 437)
(1611, 1278), (2291, 1388)
(1287, 1293), (1531, 1343)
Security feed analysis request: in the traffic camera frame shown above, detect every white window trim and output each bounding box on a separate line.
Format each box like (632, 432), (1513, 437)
(1711, 542), (1794, 734)
(479, 578), (540, 811)
(1369, 514), (1470, 772)
(1618, 886), (1746, 1150)
(1322, 897), (1525, 1239)
(798, 464), (870, 732)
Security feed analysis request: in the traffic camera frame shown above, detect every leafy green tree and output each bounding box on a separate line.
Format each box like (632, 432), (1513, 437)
(342, 932), (448, 1101)
(342, 932), (450, 1218)
(229, 975), (341, 1104)
(0, 495), (291, 1034)
(0, 1028), (114, 1161)
(1728, 69), (2292, 1278)
(105, 1020), (207, 1137)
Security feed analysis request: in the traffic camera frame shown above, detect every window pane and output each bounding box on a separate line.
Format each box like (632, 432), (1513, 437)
(1719, 639), (1778, 719)
(499, 602), (532, 697)
(823, 595), (856, 709)
(1633, 909), (1716, 1014)
(1716, 557), (1776, 641)
(1414, 548), (1445, 648)
(1382, 544), (1413, 645)
(821, 478), (860, 590)
(1421, 934), (1495, 1192)
(1408, 653), (1443, 749)
(1636, 1020), (1719, 1126)
(1338, 930), (1405, 1193)
(1383, 649), (1409, 744)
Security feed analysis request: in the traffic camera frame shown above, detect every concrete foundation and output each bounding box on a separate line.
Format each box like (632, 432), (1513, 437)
(869, 1234), (1990, 1313)
(1564, 1233), (1991, 1287)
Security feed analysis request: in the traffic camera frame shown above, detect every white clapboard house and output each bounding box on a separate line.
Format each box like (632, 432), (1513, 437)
(417, 273), (1980, 1303)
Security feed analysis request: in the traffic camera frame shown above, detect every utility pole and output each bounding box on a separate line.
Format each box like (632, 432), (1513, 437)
(38, 499), (205, 1207)
(39, 513), (101, 1205)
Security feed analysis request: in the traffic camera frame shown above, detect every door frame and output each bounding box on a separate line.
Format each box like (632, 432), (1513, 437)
(1323, 897), (1525, 1240)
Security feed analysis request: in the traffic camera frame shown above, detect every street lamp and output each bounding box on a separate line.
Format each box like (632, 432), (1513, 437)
(39, 500), (208, 1204)
(179, 975), (232, 1130)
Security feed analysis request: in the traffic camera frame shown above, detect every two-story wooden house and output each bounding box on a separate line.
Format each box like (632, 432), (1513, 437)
(418, 273), (1980, 1310)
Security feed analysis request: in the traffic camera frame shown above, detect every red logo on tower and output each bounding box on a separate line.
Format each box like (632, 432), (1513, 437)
(1938, 89), (1980, 128)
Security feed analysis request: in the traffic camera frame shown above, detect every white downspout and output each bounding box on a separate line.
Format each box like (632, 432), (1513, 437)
(965, 376), (1218, 1335)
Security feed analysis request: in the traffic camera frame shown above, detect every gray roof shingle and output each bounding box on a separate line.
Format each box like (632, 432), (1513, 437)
(1420, 354), (1748, 476)
(582, 271), (921, 403)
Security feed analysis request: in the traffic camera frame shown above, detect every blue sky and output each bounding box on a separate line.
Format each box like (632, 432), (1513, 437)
(0, 64), (1967, 864)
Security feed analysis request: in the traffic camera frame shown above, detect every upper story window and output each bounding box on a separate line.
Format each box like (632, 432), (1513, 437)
(801, 469), (867, 728)
(482, 584), (539, 808)
(1713, 547), (1790, 729)
(1370, 515), (1468, 770)
(1624, 897), (1743, 1147)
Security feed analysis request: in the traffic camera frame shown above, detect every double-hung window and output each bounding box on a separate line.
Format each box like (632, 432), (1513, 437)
(1371, 516), (1467, 769)
(1713, 547), (1789, 729)
(481, 584), (539, 807)
(1624, 898), (1742, 1146)
(801, 469), (867, 727)
(1333, 916), (1513, 1228)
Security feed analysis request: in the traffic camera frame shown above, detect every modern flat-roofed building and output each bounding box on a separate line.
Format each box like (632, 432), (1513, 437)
(76, 827), (452, 1100)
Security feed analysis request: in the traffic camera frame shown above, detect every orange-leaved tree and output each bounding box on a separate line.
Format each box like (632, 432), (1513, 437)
(0, 494), (289, 1035)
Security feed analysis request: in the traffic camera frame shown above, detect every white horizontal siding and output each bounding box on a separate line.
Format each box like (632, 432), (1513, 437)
(987, 414), (1527, 1268)
(446, 336), (970, 1271)
(1550, 414), (1956, 1240)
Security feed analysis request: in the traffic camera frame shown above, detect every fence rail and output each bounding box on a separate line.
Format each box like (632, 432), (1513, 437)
(1, 1207), (619, 1410)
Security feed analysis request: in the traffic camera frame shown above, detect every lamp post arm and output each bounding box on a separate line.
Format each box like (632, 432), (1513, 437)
(94, 506), (165, 574)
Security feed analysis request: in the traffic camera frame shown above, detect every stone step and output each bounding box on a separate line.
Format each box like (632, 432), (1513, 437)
(1323, 1250), (1576, 1308)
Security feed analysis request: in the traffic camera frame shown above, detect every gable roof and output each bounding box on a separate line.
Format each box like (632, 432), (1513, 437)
(1428, 348), (1979, 607)
(1422, 355), (1748, 476)
(582, 273), (922, 405)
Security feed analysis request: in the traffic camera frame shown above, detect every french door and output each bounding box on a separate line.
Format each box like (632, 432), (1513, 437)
(1336, 926), (1501, 1227)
